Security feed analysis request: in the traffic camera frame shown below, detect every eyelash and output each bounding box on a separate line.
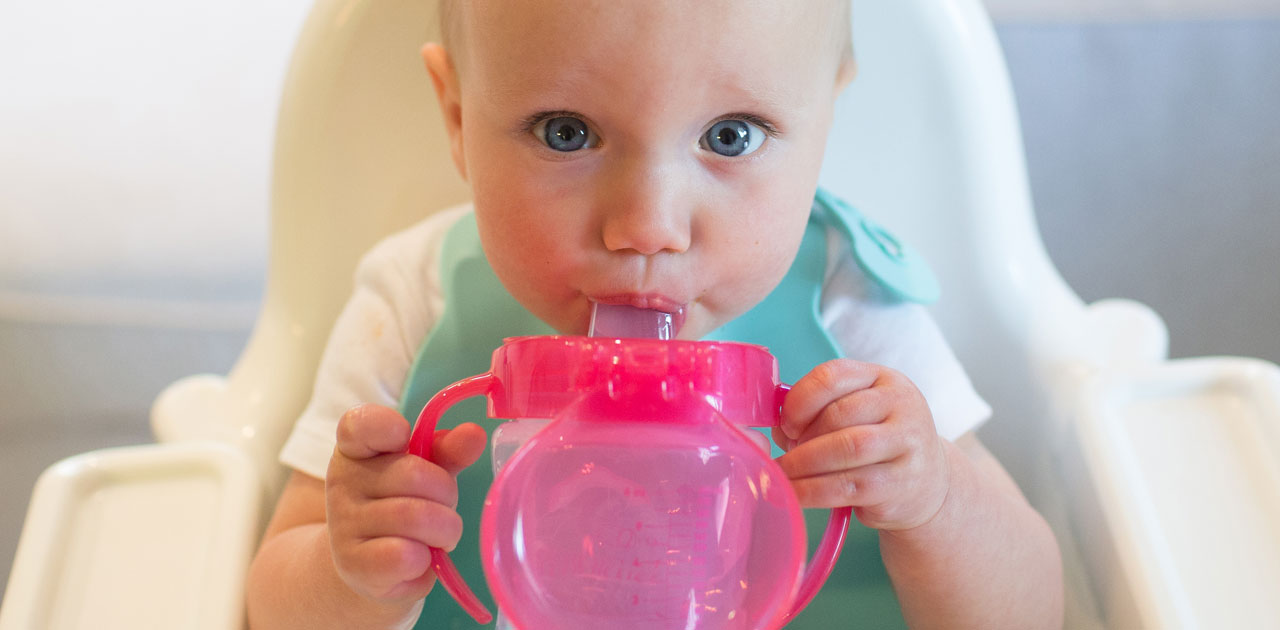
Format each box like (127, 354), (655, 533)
(711, 113), (781, 138)
(519, 111), (783, 142)
(520, 110), (582, 135)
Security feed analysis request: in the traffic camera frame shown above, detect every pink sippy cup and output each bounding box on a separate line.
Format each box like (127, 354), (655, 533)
(407, 336), (852, 629)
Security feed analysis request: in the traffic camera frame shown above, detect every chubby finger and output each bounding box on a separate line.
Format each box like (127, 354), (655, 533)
(335, 535), (432, 600)
(771, 427), (790, 451)
(776, 424), (902, 479)
(348, 497), (467, 551)
(334, 453), (461, 506)
(336, 403), (411, 460)
(781, 359), (880, 441)
(772, 392), (887, 453)
(794, 385), (893, 444)
(787, 462), (897, 509)
(429, 423), (488, 476)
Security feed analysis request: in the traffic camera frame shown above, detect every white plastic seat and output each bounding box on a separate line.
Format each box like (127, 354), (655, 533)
(4, 0), (1279, 628)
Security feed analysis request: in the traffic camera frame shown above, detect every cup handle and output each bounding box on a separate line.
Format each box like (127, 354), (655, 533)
(784, 506), (853, 623)
(406, 372), (496, 625)
(772, 383), (854, 624)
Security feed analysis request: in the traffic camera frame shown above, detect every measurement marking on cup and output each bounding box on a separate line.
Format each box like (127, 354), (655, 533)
(615, 484), (721, 584)
(566, 478), (729, 624)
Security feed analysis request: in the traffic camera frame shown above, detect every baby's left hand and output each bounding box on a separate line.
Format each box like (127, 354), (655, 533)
(774, 359), (949, 531)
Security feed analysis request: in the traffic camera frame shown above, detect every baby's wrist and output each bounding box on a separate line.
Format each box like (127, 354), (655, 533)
(879, 437), (964, 541)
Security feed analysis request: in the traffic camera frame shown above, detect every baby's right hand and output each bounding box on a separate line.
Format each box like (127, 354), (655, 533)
(325, 403), (487, 606)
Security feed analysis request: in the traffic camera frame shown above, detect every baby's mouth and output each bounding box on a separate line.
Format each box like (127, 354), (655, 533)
(587, 298), (687, 339)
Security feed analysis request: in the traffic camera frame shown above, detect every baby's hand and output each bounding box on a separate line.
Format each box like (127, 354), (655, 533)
(326, 403), (486, 605)
(774, 359), (948, 531)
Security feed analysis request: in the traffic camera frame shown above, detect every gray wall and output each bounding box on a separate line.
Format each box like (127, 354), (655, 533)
(1000, 19), (1280, 364)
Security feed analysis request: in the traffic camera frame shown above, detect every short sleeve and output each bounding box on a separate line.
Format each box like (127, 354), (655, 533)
(278, 206), (468, 480)
(819, 230), (992, 442)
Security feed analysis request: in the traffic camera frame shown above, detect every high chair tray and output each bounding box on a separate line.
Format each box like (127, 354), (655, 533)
(1072, 357), (1280, 629)
(0, 442), (260, 630)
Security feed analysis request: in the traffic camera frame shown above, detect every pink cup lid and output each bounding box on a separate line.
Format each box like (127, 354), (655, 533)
(486, 336), (787, 426)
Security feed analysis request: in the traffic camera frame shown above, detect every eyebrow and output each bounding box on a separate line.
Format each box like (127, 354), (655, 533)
(701, 67), (811, 117)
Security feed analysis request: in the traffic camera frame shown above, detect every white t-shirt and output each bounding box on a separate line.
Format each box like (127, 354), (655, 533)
(280, 205), (991, 480)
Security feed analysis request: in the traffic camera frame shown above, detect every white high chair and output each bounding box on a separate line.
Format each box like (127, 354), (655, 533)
(4, 0), (1279, 628)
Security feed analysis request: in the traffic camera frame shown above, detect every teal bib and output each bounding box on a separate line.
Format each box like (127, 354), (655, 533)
(401, 192), (932, 629)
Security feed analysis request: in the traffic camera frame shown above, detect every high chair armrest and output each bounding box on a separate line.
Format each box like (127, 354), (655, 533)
(151, 315), (320, 503)
(0, 442), (261, 630)
(1052, 356), (1280, 629)
(1078, 299), (1169, 367)
(152, 373), (244, 444)
(152, 372), (291, 505)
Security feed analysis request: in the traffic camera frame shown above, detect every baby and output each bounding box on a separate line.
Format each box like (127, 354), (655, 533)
(246, 1), (1064, 629)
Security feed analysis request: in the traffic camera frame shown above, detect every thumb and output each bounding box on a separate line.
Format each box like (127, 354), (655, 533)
(429, 422), (488, 476)
(335, 403), (411, 460)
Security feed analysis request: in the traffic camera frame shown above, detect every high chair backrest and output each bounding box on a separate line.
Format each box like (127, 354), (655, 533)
(829, 0), (1093, 492)
(163, 0), (1090, 503)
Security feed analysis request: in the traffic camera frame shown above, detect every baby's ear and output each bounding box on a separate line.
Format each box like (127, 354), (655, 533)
(422, 43), (467, 181)
(835, 56), (858, 94)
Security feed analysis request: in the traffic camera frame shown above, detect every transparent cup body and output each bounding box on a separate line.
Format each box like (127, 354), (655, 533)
(492, 418), (553, 473)
(482, 413), (805, 630)
(491, 419), (552, 630)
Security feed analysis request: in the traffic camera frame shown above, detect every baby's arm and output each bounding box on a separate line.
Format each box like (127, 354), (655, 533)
(246, 404), (486, 630)
(775, 359), (1063, 629)
(880, 432), (1063, 629)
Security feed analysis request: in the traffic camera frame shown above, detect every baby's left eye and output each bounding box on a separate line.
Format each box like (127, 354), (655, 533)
(700, 119), (767, 157)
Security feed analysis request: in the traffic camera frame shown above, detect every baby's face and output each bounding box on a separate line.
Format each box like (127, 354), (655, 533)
(430, 0), (849, 339)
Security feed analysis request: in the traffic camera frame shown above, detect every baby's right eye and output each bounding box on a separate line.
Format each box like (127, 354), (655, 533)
(531, 115), (599, 152)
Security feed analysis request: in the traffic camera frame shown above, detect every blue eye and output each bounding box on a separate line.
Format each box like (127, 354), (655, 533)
(701, 119), (766, 157)
(533, 116), (597, 152)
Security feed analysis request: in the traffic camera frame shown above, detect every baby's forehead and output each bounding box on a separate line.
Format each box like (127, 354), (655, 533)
(444, 0), (849, 69)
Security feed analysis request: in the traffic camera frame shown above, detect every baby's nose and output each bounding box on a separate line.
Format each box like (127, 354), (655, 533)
(602, 204), (691, 256)
(599, 158), (692, 255)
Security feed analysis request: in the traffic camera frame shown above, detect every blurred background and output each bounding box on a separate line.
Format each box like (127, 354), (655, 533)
(2, 0), (1278, 598)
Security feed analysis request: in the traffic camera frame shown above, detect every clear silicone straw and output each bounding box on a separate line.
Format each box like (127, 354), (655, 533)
(587, 302), (674, 339)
